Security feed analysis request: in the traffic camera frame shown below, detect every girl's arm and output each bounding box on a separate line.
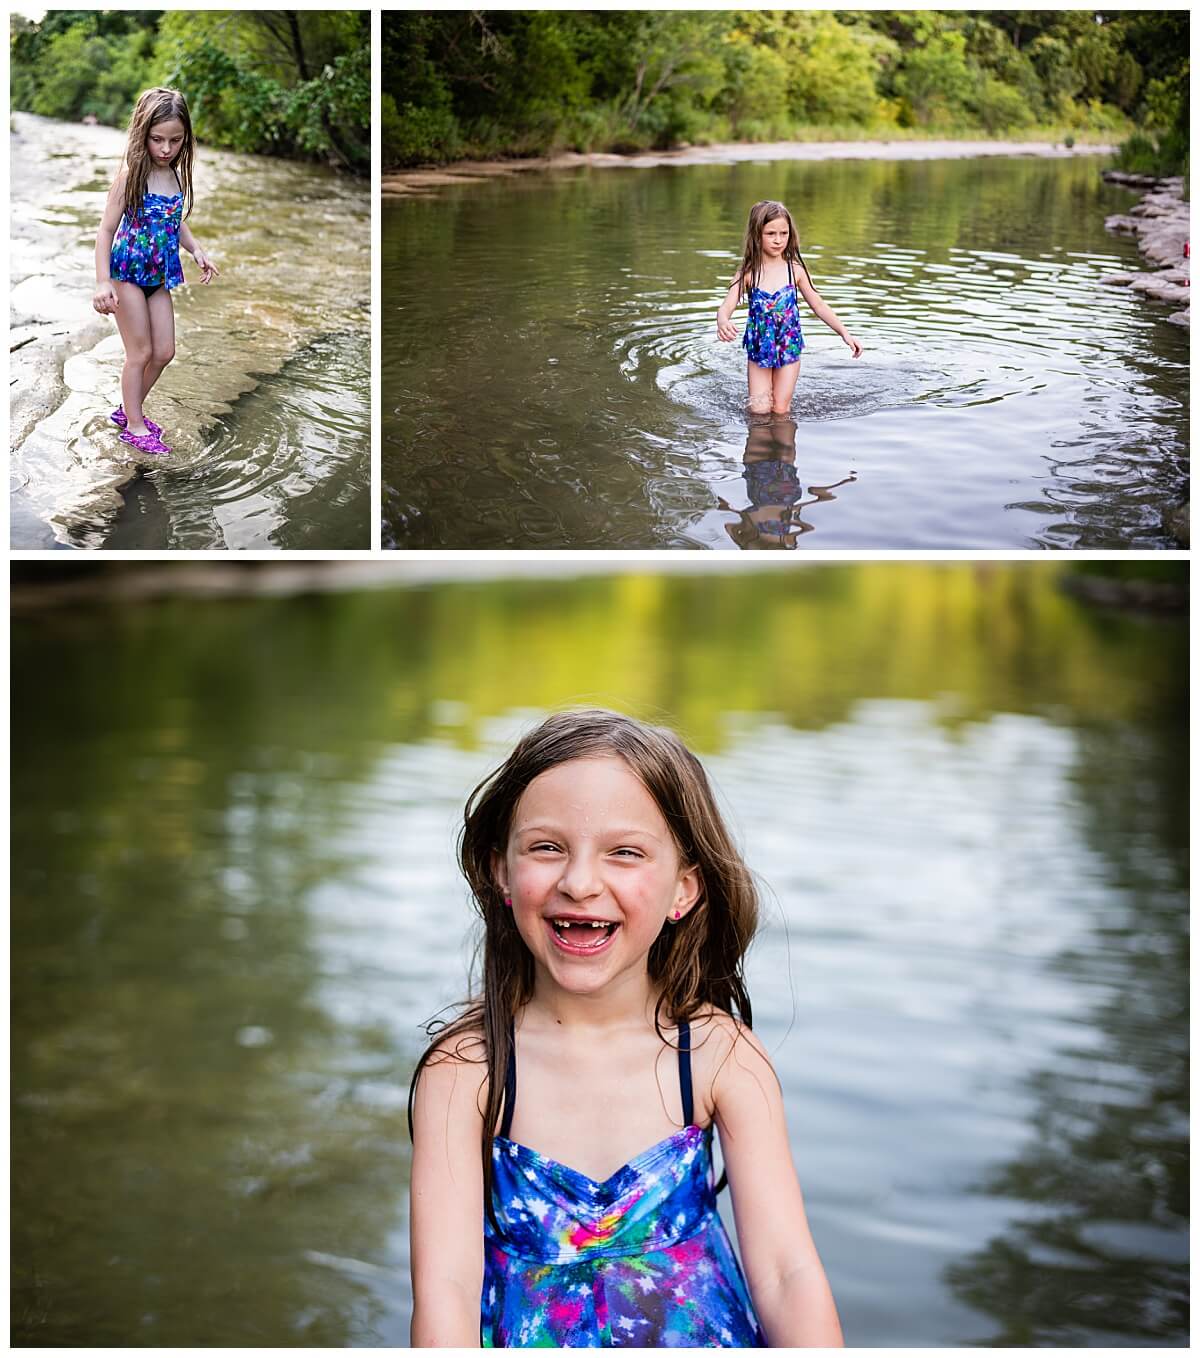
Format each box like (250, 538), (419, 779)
(796, 267), (863, 358)
(92, 174), (127, 314)
(716, 275), (747, 342)
(409, 1038), (487, 1347)
(713, 1021), (845, 1347)
(179, 221), (220, 284)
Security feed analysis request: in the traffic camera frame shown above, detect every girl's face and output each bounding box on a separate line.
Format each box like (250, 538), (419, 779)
(495, 755), (700, 1000)
(147, 117), (186, 167)
(761, 215), (790, 257)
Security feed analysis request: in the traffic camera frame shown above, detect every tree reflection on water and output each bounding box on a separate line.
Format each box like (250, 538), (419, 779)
(946, 718), (1188, 1345)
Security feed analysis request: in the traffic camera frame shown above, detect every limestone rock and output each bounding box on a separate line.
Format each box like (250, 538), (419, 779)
(1102, 174), (1189, 324)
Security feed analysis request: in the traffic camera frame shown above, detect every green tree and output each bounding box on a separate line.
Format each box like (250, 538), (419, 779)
(895, 29), (975, 125)
(787, 12), (885, 125)
(159, 11), (369, 170)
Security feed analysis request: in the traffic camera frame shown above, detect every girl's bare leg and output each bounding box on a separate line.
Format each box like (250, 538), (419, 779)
(112, 282), (154, 434)
(771, 360), (801, 414)
(140, 288), (176, 405)
(747, 360), (774, 415)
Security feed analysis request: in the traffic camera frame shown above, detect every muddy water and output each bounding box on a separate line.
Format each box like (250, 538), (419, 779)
(382, 154), (1189, 549)
(9, 112), (370, 549)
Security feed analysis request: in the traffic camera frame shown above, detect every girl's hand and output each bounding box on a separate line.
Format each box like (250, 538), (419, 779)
(717, 316), (738, 342)
(843, 332), (863, 358)
(92, 282), (119, 315)
(192, 248), (220, 284)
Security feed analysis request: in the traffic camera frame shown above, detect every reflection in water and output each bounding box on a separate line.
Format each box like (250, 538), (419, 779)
(383, 156), (1188, 549)
(95, 333), (371, 550)
(719, 415), (857, 547)
(945, 720), (1188, 1346)
(10, 565), (1188, 1345)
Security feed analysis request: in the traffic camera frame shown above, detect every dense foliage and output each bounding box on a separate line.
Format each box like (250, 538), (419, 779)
(10, 10), (369, 173)
(382, 10), (1188, 172)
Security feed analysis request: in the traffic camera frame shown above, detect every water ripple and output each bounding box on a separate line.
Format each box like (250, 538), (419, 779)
(384, 157), (1187, 549)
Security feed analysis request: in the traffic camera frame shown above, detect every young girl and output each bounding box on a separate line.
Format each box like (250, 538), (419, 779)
(717, 200), (862, 416)
(408, 709), (844, 1348)
(92, 88), (219, 456)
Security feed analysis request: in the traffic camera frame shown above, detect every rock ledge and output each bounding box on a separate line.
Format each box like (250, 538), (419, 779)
(1101, 171), (1189, 328)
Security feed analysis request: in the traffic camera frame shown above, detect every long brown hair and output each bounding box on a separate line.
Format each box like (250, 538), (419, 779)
(407, 708), (760, 1228)
(119, 87), (195, 224)
(734, 199), (813, 303)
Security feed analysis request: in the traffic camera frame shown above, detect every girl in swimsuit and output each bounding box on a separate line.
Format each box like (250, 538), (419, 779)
(409, 709), (844, 1348)
(716, 199), (862, 416)
(92, 88), (220, 456)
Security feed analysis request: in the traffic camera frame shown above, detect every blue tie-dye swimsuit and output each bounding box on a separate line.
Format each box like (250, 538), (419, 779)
(481, 1019), (766, 1347)
(743, 260), (805, 369)
(109, 174), (184, 297)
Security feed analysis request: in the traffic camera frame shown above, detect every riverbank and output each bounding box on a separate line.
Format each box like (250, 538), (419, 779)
(1098, 171), (1190, 546)
(1100, 171), (1190, 328)
(383, 137), (1115, 196)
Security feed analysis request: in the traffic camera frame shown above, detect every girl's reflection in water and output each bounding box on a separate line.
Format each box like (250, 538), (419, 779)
(719, 415), (856, 549)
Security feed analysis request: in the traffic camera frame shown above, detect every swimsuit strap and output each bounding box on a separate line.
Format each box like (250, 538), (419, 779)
(499, 1016), (696, 1136)
(678, 1017), (694, 1127)
(500, 1019), (517, 1139)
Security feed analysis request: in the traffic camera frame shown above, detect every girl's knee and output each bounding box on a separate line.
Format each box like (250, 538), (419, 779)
(152, 343), (175, 368)
(124, 339), (153, 367)
(747, 392), (772, 414)
(772, 400), (791, 415)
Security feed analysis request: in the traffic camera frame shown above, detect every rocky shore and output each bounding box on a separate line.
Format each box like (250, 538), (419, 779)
(1100, 170), (1190, 547)
(1100, 171), (1190, 327)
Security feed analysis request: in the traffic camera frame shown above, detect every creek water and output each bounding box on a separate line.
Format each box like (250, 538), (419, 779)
(9, 113), (370, 550)
(11, 563), (1188, 1346)
(383, 154), (1189, 549)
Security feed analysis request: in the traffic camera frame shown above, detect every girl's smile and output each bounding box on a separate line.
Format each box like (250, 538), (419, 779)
(496, 755), (700, 991)
(546, 914), (620, 954)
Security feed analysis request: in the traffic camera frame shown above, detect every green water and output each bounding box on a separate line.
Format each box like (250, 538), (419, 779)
(383, 155), (1189, 549)
(11, 564), (1188, 1345)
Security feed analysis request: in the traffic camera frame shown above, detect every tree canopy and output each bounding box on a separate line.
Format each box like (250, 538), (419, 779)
(10, 10), (369, 174)
(382, 10), (1188, 171)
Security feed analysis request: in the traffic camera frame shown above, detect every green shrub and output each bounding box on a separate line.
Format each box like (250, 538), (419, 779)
(382, 92), (459, 166)
(973, 75), (1034, 134)
(1112, 123), (1187, 176)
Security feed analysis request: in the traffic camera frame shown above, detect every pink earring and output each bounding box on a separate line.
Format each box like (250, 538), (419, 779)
(673, 910), (681, 920)
(504, 895), (513, 908)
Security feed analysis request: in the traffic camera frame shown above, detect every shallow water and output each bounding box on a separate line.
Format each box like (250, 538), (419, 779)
(11, 564), (1188, 1346)
(100, 334), (370, 550)
(383, 155), (1189, 549)
(9, 113), (370, 549)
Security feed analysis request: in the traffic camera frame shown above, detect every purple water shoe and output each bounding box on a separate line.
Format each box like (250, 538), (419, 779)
(119, 428), (171, 456)
(111, 406), (162, 437)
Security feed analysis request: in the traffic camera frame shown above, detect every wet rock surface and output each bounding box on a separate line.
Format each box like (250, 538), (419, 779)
(1100, 170), (1190, 546)
(9, 112), (370, 549)
(1101, 173), (1189, 327)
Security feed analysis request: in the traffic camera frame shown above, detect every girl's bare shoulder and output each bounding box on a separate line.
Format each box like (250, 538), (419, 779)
(425, 1024), (488, 1067)
(684, 1005), (772, 1119)
(413, 1024), (490, 1121)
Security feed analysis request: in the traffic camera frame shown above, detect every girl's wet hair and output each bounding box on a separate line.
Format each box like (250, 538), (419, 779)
(119, 87), (195, 225)
(408, 708), (759, 1228)
(734, 199), (813, 303)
